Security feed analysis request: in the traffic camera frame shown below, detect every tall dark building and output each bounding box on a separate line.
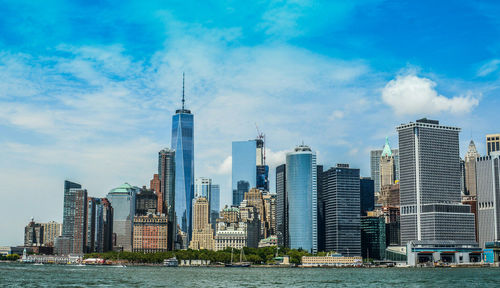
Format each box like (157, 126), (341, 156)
(233, 180), (250, 206)
(361, 216), (386, 260)
(321, 164), (361, 256)
(316, 165), (325, 252)
(101, 198), (113, 252)
(62, 180), (82, 239)
(276, 164), (287, 247)
(24, 219), (43, 246)
(158, 148), (175, 250)
(135, 187), (158, 216)
(86, 197), (97, 253)
(360, 177), (375, 216)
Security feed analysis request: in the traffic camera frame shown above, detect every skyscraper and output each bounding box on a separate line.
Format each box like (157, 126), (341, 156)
(210, 184), (220, 233)
(476, 152), (500, 248)
(465, 140), (480, 196)
(360, 177), (375, 216)
(397, 118), (475, 243)
(321, 164), (361, 256)
(150, 174), (161, 213)
(189, 197), (214, 250)
(276, 164), (287, 247)
(158, 148), (175, 250)
(195, 177), (212, 199)
(107, 183), (137, 251)
(171, 75), (194, 245)
(370, 146), (400, 194)
(380, 137), (396, 187)
(487, 134), (500, 155)
(286, 145), (317, 253)
(40, 221), (62, 247)
(232, 140), (257, 205)
(24, 219), (43, 246)
(135, 187), (158, 216)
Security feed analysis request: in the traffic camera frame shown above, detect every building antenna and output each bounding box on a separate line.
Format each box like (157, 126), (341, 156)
(182, 72), (185, 110)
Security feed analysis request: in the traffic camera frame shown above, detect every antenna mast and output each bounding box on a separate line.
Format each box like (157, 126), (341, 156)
(182, 72), (185, 110)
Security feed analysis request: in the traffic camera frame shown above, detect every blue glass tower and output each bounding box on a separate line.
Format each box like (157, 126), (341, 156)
(286, 145), (317, 253)
(171, 74), (194, 246)
(232, 140), (257, 205)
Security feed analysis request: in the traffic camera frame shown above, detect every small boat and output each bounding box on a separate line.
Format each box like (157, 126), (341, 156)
(164, 257), (179, 267)
(225, 248), (251, 267)
(33, 263), (44, 266)
(112, 264), (126, 268)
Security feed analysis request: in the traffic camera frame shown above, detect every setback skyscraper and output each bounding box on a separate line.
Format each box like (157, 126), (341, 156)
(464, 140), (480, 196)
(397, 118), (475, 243)
(286, 145), (317, 253)
(370, 146), (400, 194)
(171, 76), (194, 246)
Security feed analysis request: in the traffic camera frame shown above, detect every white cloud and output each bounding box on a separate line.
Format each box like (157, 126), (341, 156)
(477, 59), (500, 77)
(329, 110), (345, 120)
(381, 74), (479, 115)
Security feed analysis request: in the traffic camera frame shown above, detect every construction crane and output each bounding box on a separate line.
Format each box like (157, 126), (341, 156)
(255, 123), (266, 165)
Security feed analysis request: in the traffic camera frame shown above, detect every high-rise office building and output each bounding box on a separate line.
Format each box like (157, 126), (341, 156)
(232, 140), (257, 205)
(465, 140), (480, 196)
(135, 187), (158, 216)
(210, 184), (220, 233)
(171, 76), (194, 245)
(397, 118), (476, 243)
(263, 192), (276, 236)
(107, 183), (137, 252)
(86, 197), (97, 253)
(149, 174), (161, 212)
(380, 137), (396, 187)
(286, 145), (317, 253)
(321, 164), (361, 256)
(101, 198), (113, 252)
(57, 181), (88, 255)
(370, 146), (400, 194)
(487, 134), (500, 155)
(61, 180), (82, 240)
(476, 152), (500, 248)
(361, 216), (386, 260)
(276, 164), (287, 247)
(158, 148), (175, 250)
(256, 137), (269, 191)
(24, 219), (43, 246)
(316, 165), (325, 252)
(189, 197), (215, 250)
(360, 177), (375, 216)
(40, 221), (62, 247)
(195, 177), (212, 199)
(244, 188), (269, 239)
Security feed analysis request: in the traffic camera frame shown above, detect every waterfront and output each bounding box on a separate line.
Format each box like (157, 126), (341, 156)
(0, 263), (499, 287)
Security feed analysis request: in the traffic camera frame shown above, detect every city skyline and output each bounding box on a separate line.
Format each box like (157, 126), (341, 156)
(2, 1), (500, 246)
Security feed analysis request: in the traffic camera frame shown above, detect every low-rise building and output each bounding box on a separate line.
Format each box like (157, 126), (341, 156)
(406, 240), (482, 266)
(214, 224), (247, 251)
(258, 236), (278, 248)
(301, 254), (362, 267)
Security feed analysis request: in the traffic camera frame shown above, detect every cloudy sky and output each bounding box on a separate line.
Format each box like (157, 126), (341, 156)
(1, 1), (499, 245)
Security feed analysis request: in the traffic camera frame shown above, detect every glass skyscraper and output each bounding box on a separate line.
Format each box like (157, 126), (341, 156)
(210, 184), (220, 233)
(286, 145), (317, 253)
(171, 86), (194, 245)
(107, 183), (137, 251)
(232, 140), (257, 205)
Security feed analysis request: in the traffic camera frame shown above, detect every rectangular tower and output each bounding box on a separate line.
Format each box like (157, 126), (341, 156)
(158, 148), (175, 250)
(232, 140), (257, 206)
(321, 164), (361, 256)
(397, 118), (476, 243)
(487, 134), (500, 155)
(276, 164), (287, 247)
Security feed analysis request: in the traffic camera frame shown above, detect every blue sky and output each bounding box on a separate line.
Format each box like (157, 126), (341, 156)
(1, 0), (499, 245)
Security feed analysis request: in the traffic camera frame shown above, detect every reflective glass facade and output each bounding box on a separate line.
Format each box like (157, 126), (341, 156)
(232, 140), (257, 205)
(172, 110), (194, 243)
(107, 183), (137, 251)
(210, 184), (220, 232)
(286, 146), (317, 253)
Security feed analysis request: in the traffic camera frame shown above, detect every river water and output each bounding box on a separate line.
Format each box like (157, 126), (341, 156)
(0, 263), (498, 287)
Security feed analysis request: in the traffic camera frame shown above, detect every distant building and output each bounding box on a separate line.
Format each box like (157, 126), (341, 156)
(195, 177), (211, 199)
(57, 181), (88, 255)
(258, 236), (278, 248)
(132, 214), (169, 253)
(107, 183), (137, 252)
(286, 145), (317, 253)
(210, 184), (220, 233)
(361, 216), (386, 260)
(301, 254), (362, 267)
(487, 134), (500, 155)
(477, 152), (500, 248)
(86, 197), (98, 253)
(321, 164), (361, 256)
(360, 177), (374, 216)
(244, 188), (269, 239)
(158, 148), (175, 250)
(263, 192), (276, 236)
(238, 200), (261, 248)
(101, 198), (113, 252)
(397, 119), (476, 243)
(276, 164), (288, 247)
(214, 226), (247, 251)
(135, 187), (158, 216)
(189, 197), (214, 250)
(406, 240), (481, 266)
(40, 221), (62, 247)
(464, 140), (480, 196)
(370, 146), (399, 194)
(24, 219), (43, 247)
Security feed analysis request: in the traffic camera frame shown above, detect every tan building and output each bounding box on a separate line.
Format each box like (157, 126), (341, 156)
(378, 183), (400, 207)
(220, 206), (240, 224)
(263, 192), (276, 236)
(40, 221), (62, 246)
(380, 137), (396, 187)
(464, 140), (480, 196)
(132, 214), (169, 253)
(189, 197), (215, 250)
(487, 134), (500, 156)
(244, 188), (270, 238)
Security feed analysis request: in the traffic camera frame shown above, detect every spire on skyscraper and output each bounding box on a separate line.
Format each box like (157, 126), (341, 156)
(182, 72), (185, 110)
(381, 136), (393, 157)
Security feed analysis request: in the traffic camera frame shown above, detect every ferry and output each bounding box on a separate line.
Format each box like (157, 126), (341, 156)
(164, 257), (179, 267)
